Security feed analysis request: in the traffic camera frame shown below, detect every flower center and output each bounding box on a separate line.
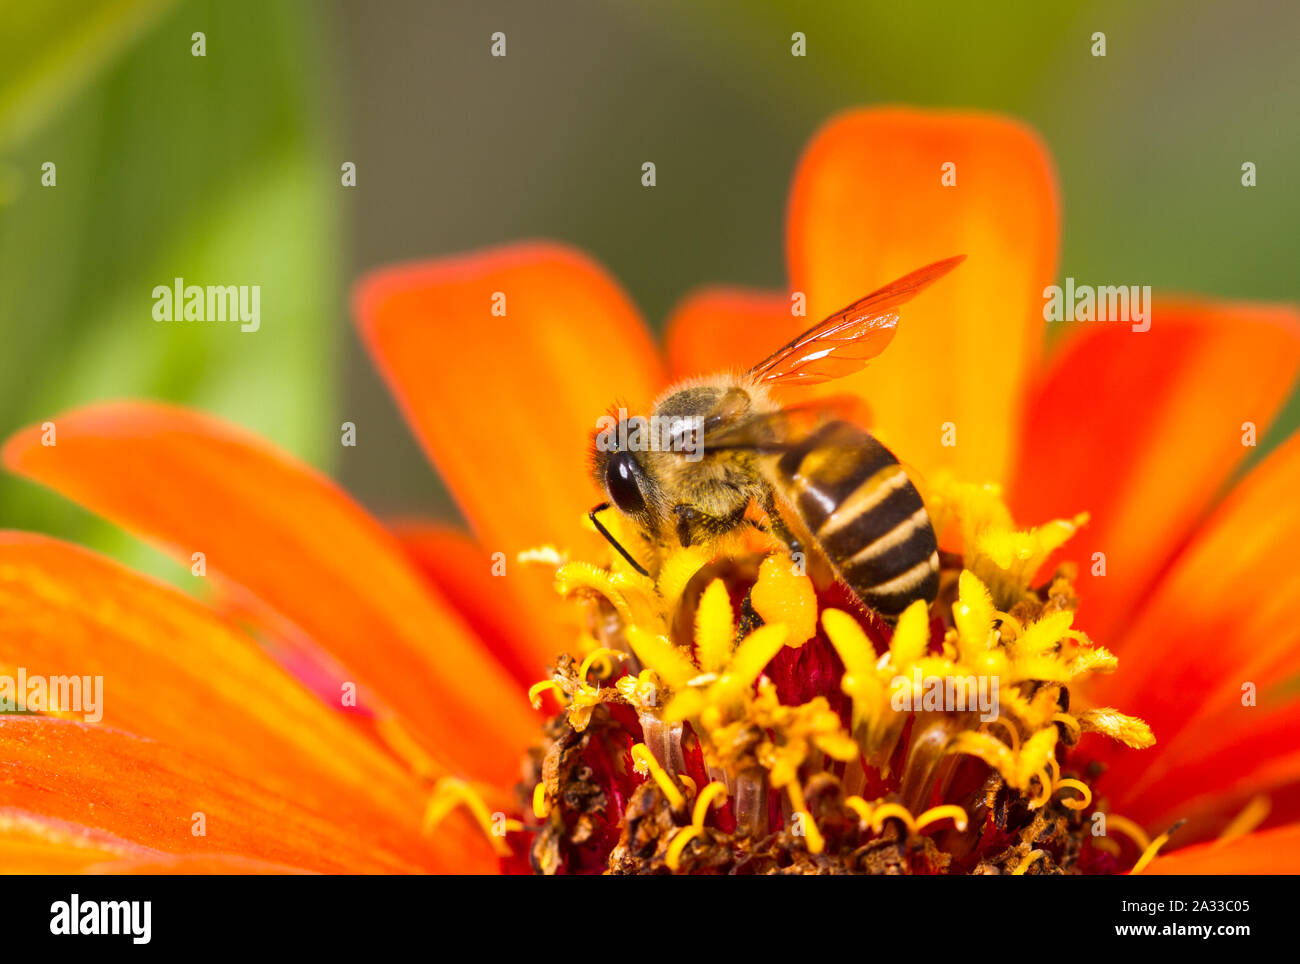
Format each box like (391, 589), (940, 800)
(475, 473), (1159, 873)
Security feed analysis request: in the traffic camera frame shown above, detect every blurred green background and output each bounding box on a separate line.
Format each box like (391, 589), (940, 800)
(2, 0), (1298, 572)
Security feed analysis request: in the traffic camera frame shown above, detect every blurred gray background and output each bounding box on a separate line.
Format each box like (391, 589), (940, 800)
(2, 0), (1297, 555)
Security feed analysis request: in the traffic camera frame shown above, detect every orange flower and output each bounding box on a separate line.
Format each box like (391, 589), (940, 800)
(3, 108), (1298, 873)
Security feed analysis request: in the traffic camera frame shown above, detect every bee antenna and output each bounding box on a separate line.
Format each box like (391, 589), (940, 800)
(588, 502), (651, 577)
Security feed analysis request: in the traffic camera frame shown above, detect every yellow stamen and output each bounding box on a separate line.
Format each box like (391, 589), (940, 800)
(1130, 822), (1184, 875)
(890, 599), (931, 666)
(1054, 778), (1093, 811)
(994, 610), (1024, 639)
(948, 731), (1014, 784)
(1017, 729), (1059, 788)
(533, 456), (1153, 875)
(527, 679), (567, 710)
(1216, 795), (1270, 845)
(870, 803), (917, 836)
(631, 743), (685, 811)
(1051, 711), (1081, 741)
(845, 795), (874, 827)
(872, 802), (968, 837)
(616, 668), (662, 709)
(1077, 707), (1156, 749)
(556, 562), (656, 628)
(954, 571), (995, 654)
(950, 726), (1058, 795)
(657, 546), (713, 612)
(532, 782), (551, 820)
(665, 826), (703, 871)
(692, 781), (728, 828)
(1029, 768), (1054, 810)
(373, 715), (441, 781)
(626, 627), (699, 690)
(710, 623), (789, 705)
(822, 609), (877, 678)
(662, 688), (707, 724)
(579, 647), (626, 681)
(665, 780), (731, 871)
(695, 578), (736, 674)
(915, 804), (969, 833)
(1014, 610), (1073, 659)
(1092, 837), (1121, 856)
(986, 717), (1021, 754)
(1106, 814), (1152, 853)
(785, 779), (824, 855)
(1066, 645), (1118, 677)
(1012, 849), (1046, 875)
(423, 777), (518, 858)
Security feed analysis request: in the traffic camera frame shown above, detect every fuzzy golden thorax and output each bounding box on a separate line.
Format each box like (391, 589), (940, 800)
(590, 375), (781, 552)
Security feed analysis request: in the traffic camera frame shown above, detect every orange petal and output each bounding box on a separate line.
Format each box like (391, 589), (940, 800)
(0, 718), (496, 874)
(2, 403), (535, 785)
(1084, 432), (1300, 820)
(1140, 822), (1300, 874)
(0, 811), (158, 873)
(0, 812), (319, 874)
(0, 532), (498, 870)
(354, 241), (666, 555)
(391, 520), (567, 686)
(355, 243), (664, 678)
(1012, 299), (1300, 641)
(664, 287), (794, 380)
(89, 855), (316, 874)
(1105, 708), (1300, 832)
(786, 108), (1058, 487)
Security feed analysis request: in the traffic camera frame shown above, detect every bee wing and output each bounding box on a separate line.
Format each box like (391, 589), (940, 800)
(748, 255), (965, 387)
(702, 395), (871, 453)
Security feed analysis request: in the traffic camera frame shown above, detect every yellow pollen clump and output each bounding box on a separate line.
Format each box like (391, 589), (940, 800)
(750, 554), (818, 645)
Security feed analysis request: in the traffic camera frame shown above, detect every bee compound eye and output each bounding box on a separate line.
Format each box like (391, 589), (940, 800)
(606, 452), (647, 515)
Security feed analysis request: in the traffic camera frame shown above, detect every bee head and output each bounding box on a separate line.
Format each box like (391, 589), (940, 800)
(590, 410), (657, 526)
(604, 449), (648, 515)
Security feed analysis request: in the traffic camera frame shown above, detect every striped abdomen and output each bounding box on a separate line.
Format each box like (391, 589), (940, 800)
(775, 421), (939, 618)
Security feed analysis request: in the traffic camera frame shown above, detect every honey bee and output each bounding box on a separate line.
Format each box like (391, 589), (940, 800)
(590, 255), (964, 618)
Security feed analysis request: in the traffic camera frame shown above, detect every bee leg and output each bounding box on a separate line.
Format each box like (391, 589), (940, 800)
(673, 505), (704, 548)
(672, 503), (747, 549)
(758, 491), (802, 555)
